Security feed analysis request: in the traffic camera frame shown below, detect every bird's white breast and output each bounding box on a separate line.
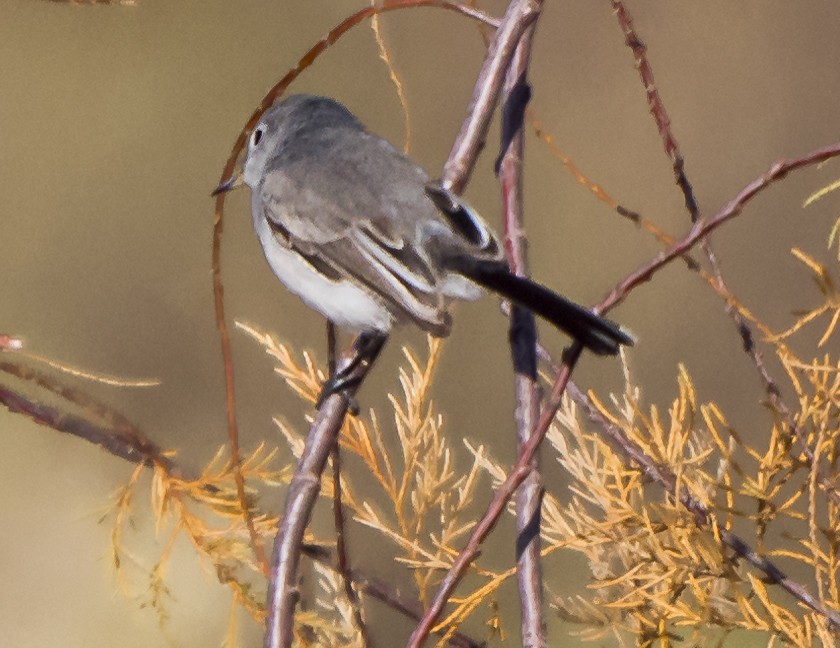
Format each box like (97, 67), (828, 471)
(254, 216), (394, 333)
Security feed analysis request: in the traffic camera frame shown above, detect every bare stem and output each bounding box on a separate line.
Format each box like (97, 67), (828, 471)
(331, 442), (373, 646)
(597, 141), (840, 314)
(498, 16), (547, 648)
(441, 0), (541, 194)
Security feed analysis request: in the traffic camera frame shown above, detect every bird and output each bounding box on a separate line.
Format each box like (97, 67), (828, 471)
(214, 94), (633, 398)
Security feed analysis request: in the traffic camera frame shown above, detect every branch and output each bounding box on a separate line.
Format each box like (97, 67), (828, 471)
(441, 0), (541, 194)
(264, 397), (352, 648)
(607, 1), (840, 621)
(0, 360), (172, 471)
(614, 0), (840, 511)
(497, 15), (548, 648)
(331, 442), (372, 646)
(264, 337), (385, 648)
(597, 141), (840, 314)
(612, 0), (699, 222)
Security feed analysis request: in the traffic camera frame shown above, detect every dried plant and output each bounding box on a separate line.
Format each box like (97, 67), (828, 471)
(86, 221), (840, 644)
(6, 2), (840, 647)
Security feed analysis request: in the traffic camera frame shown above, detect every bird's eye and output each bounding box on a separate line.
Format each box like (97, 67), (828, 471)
(251, 125), (266, 148)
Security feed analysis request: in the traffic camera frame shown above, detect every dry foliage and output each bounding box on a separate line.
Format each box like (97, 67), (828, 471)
(99, 182), (840, 645)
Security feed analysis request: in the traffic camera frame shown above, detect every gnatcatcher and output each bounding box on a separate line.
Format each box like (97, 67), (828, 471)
(214, 95), (633, 397)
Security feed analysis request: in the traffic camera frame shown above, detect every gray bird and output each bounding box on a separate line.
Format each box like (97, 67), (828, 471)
(215, 94), (632, 367)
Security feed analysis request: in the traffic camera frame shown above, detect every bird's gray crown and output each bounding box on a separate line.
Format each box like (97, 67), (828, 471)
(243, 95), (364, 189)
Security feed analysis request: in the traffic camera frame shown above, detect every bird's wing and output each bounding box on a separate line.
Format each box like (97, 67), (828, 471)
(257, 129), (452, 334)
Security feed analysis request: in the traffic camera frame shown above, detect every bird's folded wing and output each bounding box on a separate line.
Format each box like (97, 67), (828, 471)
(259, 173), (451, 334)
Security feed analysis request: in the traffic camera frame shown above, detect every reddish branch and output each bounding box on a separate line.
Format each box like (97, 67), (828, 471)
(614, 0), (840, 510)
(0, 360), (172, 470)
(612, 0), (699, 222)
(0, 385), (170, 468)
(610, 6), (840, 631)
(407, 345), (583, 647)
(498, 15), (548, 648)
(597, 142), (840, 314)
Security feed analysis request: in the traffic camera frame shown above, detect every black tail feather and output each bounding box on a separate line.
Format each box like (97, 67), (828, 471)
(448, 257), (634, 356)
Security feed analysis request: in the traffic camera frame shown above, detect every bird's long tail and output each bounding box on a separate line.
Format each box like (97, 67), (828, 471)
(448, 256), (634, 356)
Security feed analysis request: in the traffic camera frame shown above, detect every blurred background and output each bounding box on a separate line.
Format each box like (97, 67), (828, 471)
(2, 1), (840, 646)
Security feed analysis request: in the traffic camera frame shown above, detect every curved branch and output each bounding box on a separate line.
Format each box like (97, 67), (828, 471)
(597, 141), (840, 314)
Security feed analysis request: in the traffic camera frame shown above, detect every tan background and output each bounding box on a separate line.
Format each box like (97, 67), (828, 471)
(2, 1), (840, 646)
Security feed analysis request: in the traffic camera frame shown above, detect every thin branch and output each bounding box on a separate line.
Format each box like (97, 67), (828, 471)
(0, 364), (172, 471)
(264, 340), (384, 648)
(324, 322), (371, 644)
(614, 0), (840, 511)
(597, 141), (840, 314)
(213, 214), (270, 578)
(612, 0), (699, 222)
(497, 15), (547, 648)
(332, 440), (373, 646)
(441, 0), (541, 194)
(263, 398), (352, 648)
(601, 6), (840, 510)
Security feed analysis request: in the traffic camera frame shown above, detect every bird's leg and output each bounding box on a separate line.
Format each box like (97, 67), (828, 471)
(317, 331), (387, 412)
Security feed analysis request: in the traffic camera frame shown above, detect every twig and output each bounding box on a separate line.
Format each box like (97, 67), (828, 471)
(264, 398), (351, 648)
(614, 0), (840, 510)
(264, 341), (384, 648)
(331, 445), (373, 646)
(497, 16), (547, 648)
(597, 141), (840, 314)
(612, 0), (699, 222)
(213, 174), (269, 578)
(607, 3), (840, 621)
(0, 369), (171, 471)
(610, 14), (840, 495)
(441, 0), (541, 193)
(326, 323), (373, 647)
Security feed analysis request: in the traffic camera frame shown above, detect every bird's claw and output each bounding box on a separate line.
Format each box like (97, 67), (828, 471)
(316, 374), (361, 415)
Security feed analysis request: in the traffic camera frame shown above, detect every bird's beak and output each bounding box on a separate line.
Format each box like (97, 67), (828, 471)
(212, 172), (244, 197)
